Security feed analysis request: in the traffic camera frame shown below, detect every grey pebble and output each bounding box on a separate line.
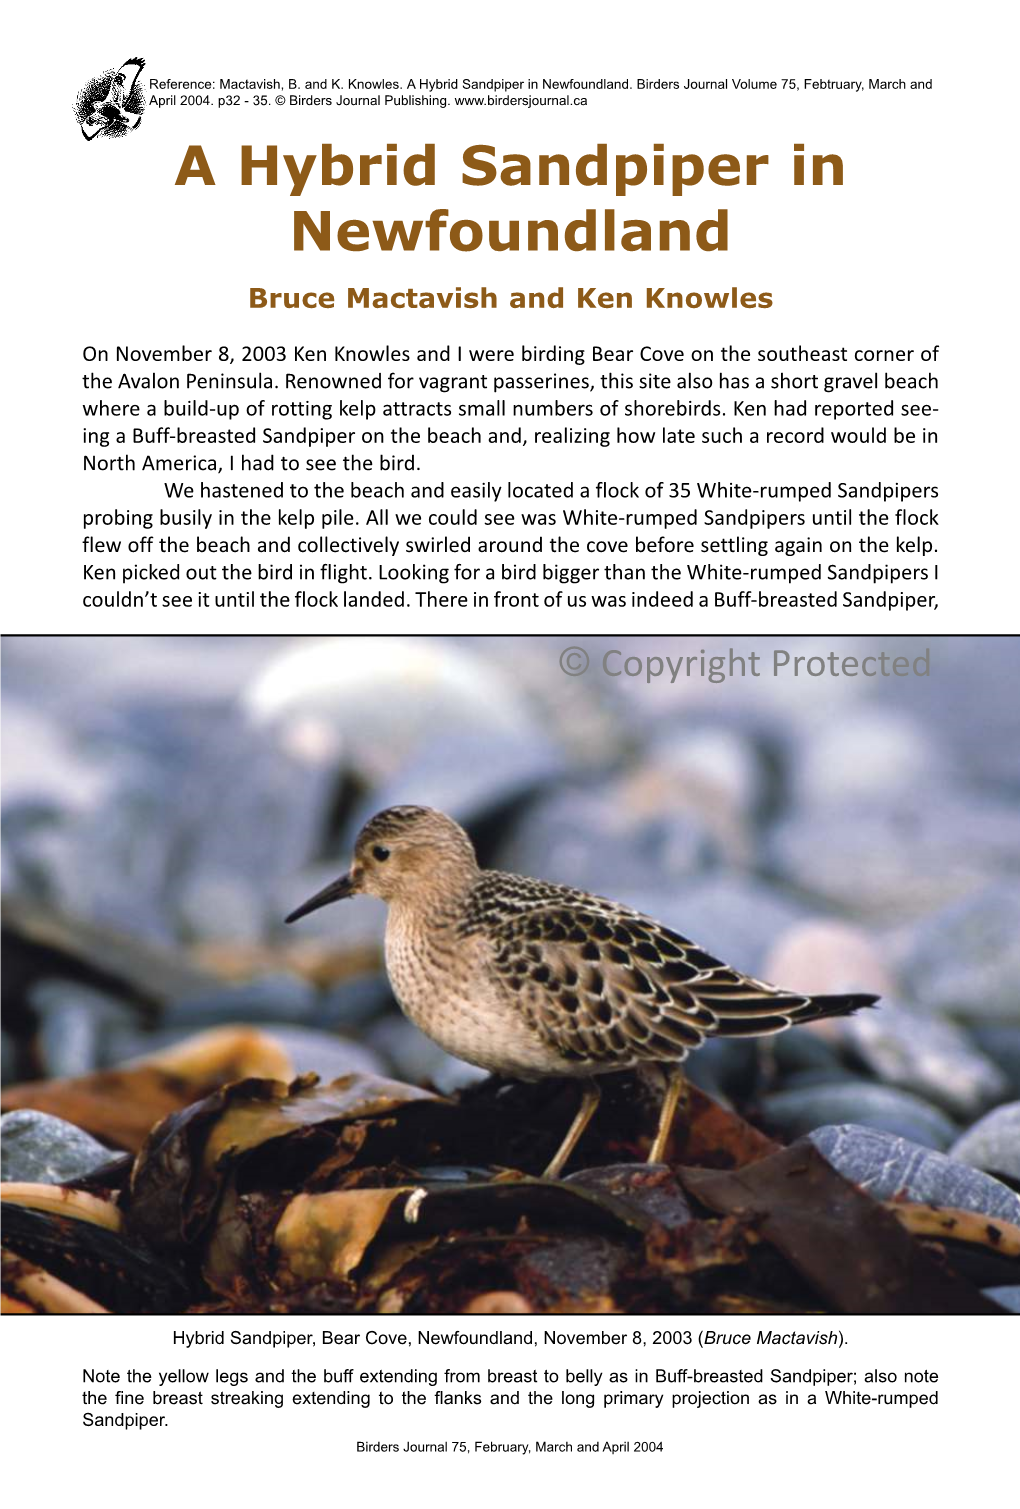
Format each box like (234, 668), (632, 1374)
(495, 783), (724, 895)
(808, 1123), (1020, 1226)
(1, 1029), (16, 1085)
(350, 729), (567, 838)
(30, 979), (138, 1079)
(773, 1027), (845, 1076)
(792, 708), (949, 807)
(771, 800), (1020, 922)
(36, 1000), (100, 1079)
(1, 1109), (114, 1185)
(314, 974), (395, 1030)
(893, 883), (1020, 1021)
(838, 1000), (1009, 1120)
(780, 1068), (869, 1091)
(175, 871), (268, 945)
(99, 1025), (185, 1065)
(162, 973), (318, 1027)
(763, 1082), (958, 1150)
(983, 1287), (1020, 1314)
(967, 1023), (1020, 1099)
(684, 1036), (757, 1099)
(167, 720), (351, 940)
(949, 1103), (1020, 1184)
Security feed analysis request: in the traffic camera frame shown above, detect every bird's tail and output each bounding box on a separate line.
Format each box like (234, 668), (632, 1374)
(707, 991), (879, 1037)
(788, 992), (879, 1024)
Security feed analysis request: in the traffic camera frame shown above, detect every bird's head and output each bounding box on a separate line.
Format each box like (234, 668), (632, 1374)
(285, 805), (478, 921)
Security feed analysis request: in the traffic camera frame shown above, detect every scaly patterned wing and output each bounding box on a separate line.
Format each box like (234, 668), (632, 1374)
(468, 874), (818, 1069)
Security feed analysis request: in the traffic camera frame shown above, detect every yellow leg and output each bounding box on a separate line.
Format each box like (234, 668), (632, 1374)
(543, 1081), (602, 1179)
(647, 1065), (689, 1164)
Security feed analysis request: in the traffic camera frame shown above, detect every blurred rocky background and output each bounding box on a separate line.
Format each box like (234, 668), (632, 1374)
(2, 634), (1018, 1297)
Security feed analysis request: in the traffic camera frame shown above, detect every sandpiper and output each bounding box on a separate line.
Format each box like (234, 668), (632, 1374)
(286, 806), (878, 1177)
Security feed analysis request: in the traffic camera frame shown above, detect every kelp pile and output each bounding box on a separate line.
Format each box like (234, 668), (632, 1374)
(2, 1027), (1016, 1315)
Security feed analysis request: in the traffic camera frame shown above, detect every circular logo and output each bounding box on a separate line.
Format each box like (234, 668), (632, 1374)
(559, 646), (590, 676)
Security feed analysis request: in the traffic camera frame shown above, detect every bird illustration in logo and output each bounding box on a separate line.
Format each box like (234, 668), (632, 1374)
(79, 58), (146, 140)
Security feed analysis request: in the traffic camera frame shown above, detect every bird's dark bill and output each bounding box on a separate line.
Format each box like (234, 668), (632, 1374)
(285, 873), (354, 923)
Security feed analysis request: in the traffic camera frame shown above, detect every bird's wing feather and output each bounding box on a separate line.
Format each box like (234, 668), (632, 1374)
(470, 876), (812, 1068)
(118, 58), (145, 98)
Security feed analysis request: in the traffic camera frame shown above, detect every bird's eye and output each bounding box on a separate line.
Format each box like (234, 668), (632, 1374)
(372, 844), (391, 862)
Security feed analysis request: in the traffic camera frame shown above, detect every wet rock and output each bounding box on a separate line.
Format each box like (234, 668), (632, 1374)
(167, 720), (349, 942)
(604, 722), (767, 867)
(761, 1083), (958, 1150)
(2, 636), (267, 732)
(967, 1023), (1020, 1098)
(648, 724), (766, 826)
(161, 973), (318, 1027)
(175, 872), (268, 945)
(838, 1000), (1008, 1120)
(984, 1287), (1020, 1313)
(808, 1123), (1020, 1225)
(2, 894), (220, 1009)
(684, 1037), (757, 1101)
(742, 637), (879, 722)
(949, 1104), (1020, 1184)
(495, 783), (725, 895)
(773, 1027), (847, 1077)
(36, 999), (99, 1078)
(485, 637), (632, 771)
(770, 799), (1020, 920)
(763, 921), (894, 999)
(97, 1025), (171, 1066)
(0, 703), (107, 811)
(893, 883), (1020, 1020)
(416, 1165), (494, 1183)
(242, 636), (541, 782)
(793, 708), (949, 807)
(1, 1029), (16, 1086)
(29, 980), (135, 1080)
(780, 1067), (868, 1091)
(1, 800), (81, 907)
(887, 636), (1020, 797)
(47, 773), (186, 945)
(350, 729), (566, 840)
(682, 1055), (729, 1105)
(0, 1109), (114, 1184)
(314, 973), (395, 1030)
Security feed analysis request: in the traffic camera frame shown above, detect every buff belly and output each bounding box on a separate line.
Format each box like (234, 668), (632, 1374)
(385, 929), (571, 1078)
(398, 982), (566, 1077)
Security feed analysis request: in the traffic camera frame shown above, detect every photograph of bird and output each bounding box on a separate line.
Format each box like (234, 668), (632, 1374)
(81, 58), (145, 140)
(286, 805), (878, 1177)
